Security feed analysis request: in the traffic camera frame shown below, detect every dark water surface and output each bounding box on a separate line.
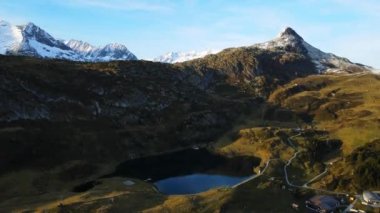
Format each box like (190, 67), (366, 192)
(107, 149), (260, 195)
(155, 174), (249, 195)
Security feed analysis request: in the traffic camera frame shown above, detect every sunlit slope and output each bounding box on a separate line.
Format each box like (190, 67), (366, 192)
(269, 73), (380, 154)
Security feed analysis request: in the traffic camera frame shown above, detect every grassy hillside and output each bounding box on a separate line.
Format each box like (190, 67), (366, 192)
(178, 46), (316, 97)
(269, 73), (380, 153)
(269, 73), (380, 192)
(0, 55), (261, 208)
(0, 53), (378, 212)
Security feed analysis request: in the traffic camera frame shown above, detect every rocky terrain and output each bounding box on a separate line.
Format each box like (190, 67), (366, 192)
(0, 27), (379, 212)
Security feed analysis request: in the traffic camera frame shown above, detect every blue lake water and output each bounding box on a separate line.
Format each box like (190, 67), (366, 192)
(154, 173), (250, 195)
(104, 148), (260, 195)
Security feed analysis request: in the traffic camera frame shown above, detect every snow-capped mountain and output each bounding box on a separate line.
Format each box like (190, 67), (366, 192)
(64, 39), (96, 57)
(1, 21), (82, 60)
(254, 27), (370, 73)
(154, 50), (220, 63)
(153, 28), (369, 73)
(0, 20), (372, 72)
(64, 40), (137, 62)
(17, 22), (82, 60)
(0, 20), (137, 61)
(0, 20), (23, 54)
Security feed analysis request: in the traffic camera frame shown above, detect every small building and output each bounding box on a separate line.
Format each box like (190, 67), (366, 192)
(123, 179), (135, 186)
(305, 195), (340, 213)
(362, 191), (380, 207)
(291, 203), (299, 210)
(192, 145), (200, 150)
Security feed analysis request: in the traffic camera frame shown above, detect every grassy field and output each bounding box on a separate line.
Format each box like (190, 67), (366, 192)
(0, 177), (164, 212)
(213, 126), (295, 163)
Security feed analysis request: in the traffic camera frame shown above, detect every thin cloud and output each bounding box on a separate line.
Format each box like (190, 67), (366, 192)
(223, 6), (295, 31)
(57, 0), (173, 12)
(333, 0), (380, 17)
(330, 34), (380, 69)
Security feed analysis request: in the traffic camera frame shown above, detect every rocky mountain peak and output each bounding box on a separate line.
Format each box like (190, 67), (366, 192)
(65, 40), (137, 61)
(21, 22), (70, 50)
(278, 27), (303, 41)
(253, 27), (306, 55)
(64, 39), (96, 54)
(103, 43), (128, 50)
(251, 27), (370, 73)
(23, 22), (37, 30)
(94, 43), (137, 61)
(22, 22), (42, 37)
(22, 22), (50, 40)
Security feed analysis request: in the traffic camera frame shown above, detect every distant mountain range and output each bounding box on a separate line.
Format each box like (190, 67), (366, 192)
(0, 20), (373, 73)
(154, 28), (371, 73)
(153, 50), (220, 63)
(0, 20), (137, 61)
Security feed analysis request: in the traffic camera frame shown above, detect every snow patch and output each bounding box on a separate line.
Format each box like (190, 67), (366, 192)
(64, 39), (96, 54)
(0, 20), (22, 54)
(28, 39), (78, 59)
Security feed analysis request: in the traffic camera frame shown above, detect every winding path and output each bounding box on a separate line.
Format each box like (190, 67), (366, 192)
(283, 134), (349, 195)
(303, 167), (328, 187)
(230, 130), (361, 212)
(232, 158), (279, 188)
(283, 150), (303, 187)
(232, 131), (349, 196)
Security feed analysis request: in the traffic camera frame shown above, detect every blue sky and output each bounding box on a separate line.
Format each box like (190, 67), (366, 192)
(1, 0), (379, 67)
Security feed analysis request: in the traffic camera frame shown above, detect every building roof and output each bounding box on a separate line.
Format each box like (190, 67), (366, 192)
(363, 191), (380, 202)
(308, 195), (340, 211)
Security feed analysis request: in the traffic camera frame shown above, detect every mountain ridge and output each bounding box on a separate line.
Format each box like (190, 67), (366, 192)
(0, 20), (137, 61)
(0, 20), (374, 73)
(253, 27), (371, 73)
(156, 27), (371, 74)
(64, 39), (137, 62)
